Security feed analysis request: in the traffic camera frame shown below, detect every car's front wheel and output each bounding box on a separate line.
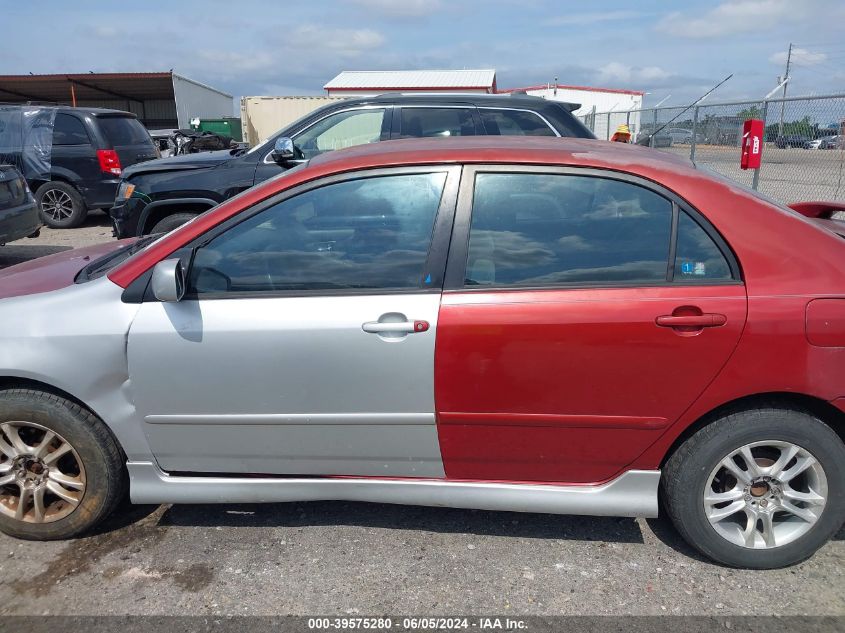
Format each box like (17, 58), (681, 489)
(0, 389), (126, 540)
(662, 406), (845, 568)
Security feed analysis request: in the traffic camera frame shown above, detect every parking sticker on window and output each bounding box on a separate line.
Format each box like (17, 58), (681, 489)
(680, 261), (707, 276)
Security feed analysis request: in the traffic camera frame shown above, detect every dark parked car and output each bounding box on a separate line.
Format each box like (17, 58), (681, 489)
(110, 93), (594, 237)
(0, 165), (40, 245)
(775, 135), (810, 149)
(0, 106), (158, 229)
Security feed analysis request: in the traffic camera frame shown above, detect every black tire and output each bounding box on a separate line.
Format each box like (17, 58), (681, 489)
(149, 212), (198, 234)
(35, 181), (88, 229)
(662, 406), (845, 569)
(0, 389), (126, 540)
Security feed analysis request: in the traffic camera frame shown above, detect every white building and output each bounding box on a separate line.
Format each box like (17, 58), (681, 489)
(498, 84), (645, 140)
(324, 70), (497, 96)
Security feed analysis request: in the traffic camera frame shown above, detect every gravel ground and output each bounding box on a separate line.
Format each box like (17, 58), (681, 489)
(0, 208), (843, 618)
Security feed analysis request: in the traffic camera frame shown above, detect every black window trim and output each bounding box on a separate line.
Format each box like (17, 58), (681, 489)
(443, 164), (743, 292)
(139, 164), (462, 302)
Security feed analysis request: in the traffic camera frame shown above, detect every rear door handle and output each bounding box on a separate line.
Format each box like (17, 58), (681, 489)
(362, 320), (430, 334)
(655, 314), (727, 328)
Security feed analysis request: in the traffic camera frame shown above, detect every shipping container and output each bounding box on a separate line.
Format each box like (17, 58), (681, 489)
(240, 96), (348, 146)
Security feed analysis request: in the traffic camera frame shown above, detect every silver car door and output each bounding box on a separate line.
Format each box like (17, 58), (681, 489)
(127, 166), (460, 477)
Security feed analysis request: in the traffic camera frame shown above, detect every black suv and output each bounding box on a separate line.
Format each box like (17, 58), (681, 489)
(110, 93), (594, 237)
(0, 106), (158, 228)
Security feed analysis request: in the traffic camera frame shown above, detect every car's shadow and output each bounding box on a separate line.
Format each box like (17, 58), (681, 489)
(108, 499), (645, 543)
(97, 498), (845, 558)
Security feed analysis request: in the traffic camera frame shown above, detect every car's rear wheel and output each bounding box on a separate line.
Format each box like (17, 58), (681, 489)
(150, 212), (198, 235)
(0, 389), (126, 540)
(35, 182), (88, 229)
(662, 406), (845, 568)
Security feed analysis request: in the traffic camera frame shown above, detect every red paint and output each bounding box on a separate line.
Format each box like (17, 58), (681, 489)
(0, 239), (132, 300)
(805, 299), (845, 347)
(434, 286), (747, 482)
(413, 320), (430, 333)
(740, 119), (764, 170)
(439, 412), (668, 430)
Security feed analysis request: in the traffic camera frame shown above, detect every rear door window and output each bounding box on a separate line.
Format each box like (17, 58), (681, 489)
(479, 109), (557, 136)
(53, 114), (91, 145)
(99, 117), (152, 146)
(399, 108), (477, 138)
(464, 172), (673, 286)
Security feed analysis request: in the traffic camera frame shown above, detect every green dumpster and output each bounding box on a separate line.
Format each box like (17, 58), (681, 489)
(189, 117), (243, 142)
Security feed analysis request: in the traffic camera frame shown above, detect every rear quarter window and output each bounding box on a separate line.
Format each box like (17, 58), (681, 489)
(98, 117), (152, 147)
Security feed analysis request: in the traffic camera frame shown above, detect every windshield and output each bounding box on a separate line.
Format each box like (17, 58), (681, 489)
(76, 233), (164, 282)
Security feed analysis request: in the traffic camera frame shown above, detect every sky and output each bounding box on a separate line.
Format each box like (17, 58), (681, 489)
(3, 0), (845, 109)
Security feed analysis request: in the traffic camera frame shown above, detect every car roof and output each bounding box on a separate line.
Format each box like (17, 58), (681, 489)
(307, 136), (694, 176)
(339, 92), (579, 110)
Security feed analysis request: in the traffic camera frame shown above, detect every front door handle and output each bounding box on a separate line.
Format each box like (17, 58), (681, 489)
(655, 313), (727, 328)
(362, 320), (430, 334)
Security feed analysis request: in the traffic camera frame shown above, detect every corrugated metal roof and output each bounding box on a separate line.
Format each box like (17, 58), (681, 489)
(324, 69), (496, 90)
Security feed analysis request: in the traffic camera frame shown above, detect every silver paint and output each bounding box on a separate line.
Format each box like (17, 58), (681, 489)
(150, 258), (186, 302)
(0, 278), (152, 462)
(126, 293), (445, 476)
(128, 461), (661, 518)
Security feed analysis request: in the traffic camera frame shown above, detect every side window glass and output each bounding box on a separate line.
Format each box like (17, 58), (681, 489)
(400, 108), (476, 138)
(189, 172), (447, 295)
(674, 211), (733, 280)
(293, 109), (386, 159)
(465, 173), (672, 286)
(479, 109), (556, 136)
(53, 114), (90, 145)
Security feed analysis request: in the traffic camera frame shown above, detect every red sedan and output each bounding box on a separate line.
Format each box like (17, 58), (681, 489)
(0, 137), (843, 569)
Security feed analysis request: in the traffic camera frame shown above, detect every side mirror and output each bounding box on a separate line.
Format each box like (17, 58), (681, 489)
(151, 258), (186, 302)
(272, 136), (295, 162)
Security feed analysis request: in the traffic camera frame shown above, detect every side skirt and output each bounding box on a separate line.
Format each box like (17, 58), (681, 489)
(128, 462), (660, 518)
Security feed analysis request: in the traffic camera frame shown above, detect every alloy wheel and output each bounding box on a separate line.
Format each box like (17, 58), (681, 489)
(0, 421), (86, 523)
(704, 440), (827, 549)
(41, 189), (74, 222)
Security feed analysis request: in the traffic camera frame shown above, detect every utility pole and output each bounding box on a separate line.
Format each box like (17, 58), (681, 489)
(778, 43), (793, 138)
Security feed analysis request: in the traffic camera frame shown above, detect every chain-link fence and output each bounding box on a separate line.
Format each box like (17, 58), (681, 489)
(577, 94), (845, 203)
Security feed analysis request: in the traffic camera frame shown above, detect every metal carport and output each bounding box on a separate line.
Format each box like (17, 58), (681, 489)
(0, 72), (233, 129)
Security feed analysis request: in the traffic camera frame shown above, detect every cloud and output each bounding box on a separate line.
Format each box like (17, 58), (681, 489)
(769, 47), (827, 66)
(598, 62), (672, 84)
(656, 0), (792, 38)
(344, 0), (442, 18)
(289, 26), (385, 56)
(548, 11), (644, 26)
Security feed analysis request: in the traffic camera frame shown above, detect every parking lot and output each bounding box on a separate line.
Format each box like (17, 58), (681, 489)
(0, 222), (843, 618)
(661, 144), (845, 203)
